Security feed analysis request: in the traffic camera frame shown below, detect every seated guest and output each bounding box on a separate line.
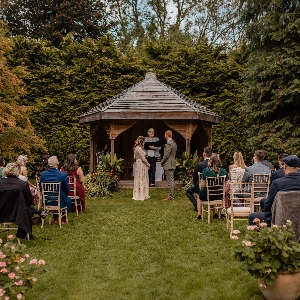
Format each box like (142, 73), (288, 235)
(261, 150), (275, 169)
(60, 154), (86, 212)
(16, 155), (39, 204)
(270, 153), (289, 184)
(186, 147), (212, 211)
(242, 150), (270, 182)
(40, 156), (72, 223)
(248, 155), (300, 226)
(196, 154), (228, 220)
(0, 156), (5, 179)
(0, 163), (48, 239)
(36, 154), (51, 178)
(229, 151), (247, 180)
(225, 152), (247, 208)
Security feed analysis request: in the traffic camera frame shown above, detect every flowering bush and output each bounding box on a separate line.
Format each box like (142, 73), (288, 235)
(84, 167), (119, 198)
(0, 235), (46, 299)
(232, 220), (300, 286)
(176, 151), (199, 190)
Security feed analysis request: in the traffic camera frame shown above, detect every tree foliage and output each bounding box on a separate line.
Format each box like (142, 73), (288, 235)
(0, 0), (114, 47)
(240, 0), (300, 161)
(0, 21), (46, 164)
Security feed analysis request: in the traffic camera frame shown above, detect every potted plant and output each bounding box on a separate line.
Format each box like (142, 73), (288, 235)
(175, 151), (199, 190)
(232, 219), (300, 300)
(101, 152), (124, 177)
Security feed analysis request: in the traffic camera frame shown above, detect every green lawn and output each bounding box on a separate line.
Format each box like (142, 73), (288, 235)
(2, 189), (263, 300)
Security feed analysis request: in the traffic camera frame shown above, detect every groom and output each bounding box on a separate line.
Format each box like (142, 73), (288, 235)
(161, 130), (177, 200)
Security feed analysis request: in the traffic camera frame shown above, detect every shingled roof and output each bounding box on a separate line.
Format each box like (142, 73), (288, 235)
(79, 72), (222, 124)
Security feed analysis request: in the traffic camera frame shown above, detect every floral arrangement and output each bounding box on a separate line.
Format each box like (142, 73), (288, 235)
(232, 219), (300, 286)
(84, 166), (119, 198)
(0, 235), (46, 299)
(101, 152), (124, 175)
(175, 151), (199, 190)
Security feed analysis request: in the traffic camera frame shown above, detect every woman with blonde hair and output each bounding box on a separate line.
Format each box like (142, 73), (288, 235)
(133, 136), (150, 201)
(229, 152), (247, 171)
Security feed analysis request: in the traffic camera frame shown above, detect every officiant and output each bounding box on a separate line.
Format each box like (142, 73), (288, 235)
(145, 128), (161, 187)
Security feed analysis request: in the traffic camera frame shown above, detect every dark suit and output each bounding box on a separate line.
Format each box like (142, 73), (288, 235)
(40, 168), (72, 212)
(186, 159), (209, 208)
(270, 168), (284, 184)
(249, 173), (300, 225)
(0, 176), (34, 238)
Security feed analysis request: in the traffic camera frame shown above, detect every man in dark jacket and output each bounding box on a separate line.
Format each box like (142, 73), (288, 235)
(270, 153), (289, 184)
(248, 155), (300, 226)
(0, 163), (48, 239)
(186, 147), (212, 210)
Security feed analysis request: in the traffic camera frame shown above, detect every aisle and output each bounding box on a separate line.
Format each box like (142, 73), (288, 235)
(18, 189), (263, 300)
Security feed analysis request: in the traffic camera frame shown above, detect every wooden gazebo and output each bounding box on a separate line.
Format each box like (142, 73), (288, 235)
(79, 71), (222, 174)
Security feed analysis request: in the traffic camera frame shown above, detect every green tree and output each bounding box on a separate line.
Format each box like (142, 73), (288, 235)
(240, 0), (300, 161)
(9, 34), (145, 172)
(0, 21), (46, 164)
(0, 0), (114, 47)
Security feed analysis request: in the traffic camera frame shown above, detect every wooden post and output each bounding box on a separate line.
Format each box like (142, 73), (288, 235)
(89, 123), (98, 173)
(202, 121), (212, 148)
(186, 139), (191, 155)
(89, 135), (94, 173)
(110, 139), (115, 155)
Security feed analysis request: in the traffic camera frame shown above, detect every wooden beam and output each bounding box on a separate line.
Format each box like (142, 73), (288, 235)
(103, 120), (137, 140)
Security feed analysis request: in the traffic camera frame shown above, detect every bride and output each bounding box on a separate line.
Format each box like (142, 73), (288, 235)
(133, 136), (150, 201)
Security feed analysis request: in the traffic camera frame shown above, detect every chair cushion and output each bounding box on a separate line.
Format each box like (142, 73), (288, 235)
(227, 207), (251, 214)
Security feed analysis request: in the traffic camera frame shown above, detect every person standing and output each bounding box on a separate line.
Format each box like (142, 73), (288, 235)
(186, 147), (212, 211)
(133, 136), (150, 201)
(145, 128), (161, 187)
(161, 130), (177, 200)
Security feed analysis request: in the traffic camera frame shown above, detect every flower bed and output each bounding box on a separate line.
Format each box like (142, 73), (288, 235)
(0, 235), (46, 299)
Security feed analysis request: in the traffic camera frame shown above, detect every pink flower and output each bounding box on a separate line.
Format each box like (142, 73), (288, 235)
(7, 235), (13, 239)
(24, 254), (29, 258)
(17, 293), (22, 299)
(0, 261), (6, 267)
(18, 280), (23, 286)
(19, 258), (25, 263)
(287, 220), (292, 225)
(231, 235), (238, 240)
(29, 259), (37, 265)
(259, 222), (268, 227)
(247, 225), (258, 231)
(38, 259), (45, 265)
(32, 277), (37, 283)
(0, 254), (6, 259)
(8, 272), (15, 279)
(11, 246), (15, 250)
(15, 266), (20, 272)
(5, 297), (9, 300)
(265, 269), (272, 274)
(272, 225), (278, 229)
(0, 288), (4, 297)
(283, 225), (287, 228)
(232, 230), (240, 235)
(1, 268), (8, 273)
(253, 218), (260, 224)
(244, 241), (252, 247)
